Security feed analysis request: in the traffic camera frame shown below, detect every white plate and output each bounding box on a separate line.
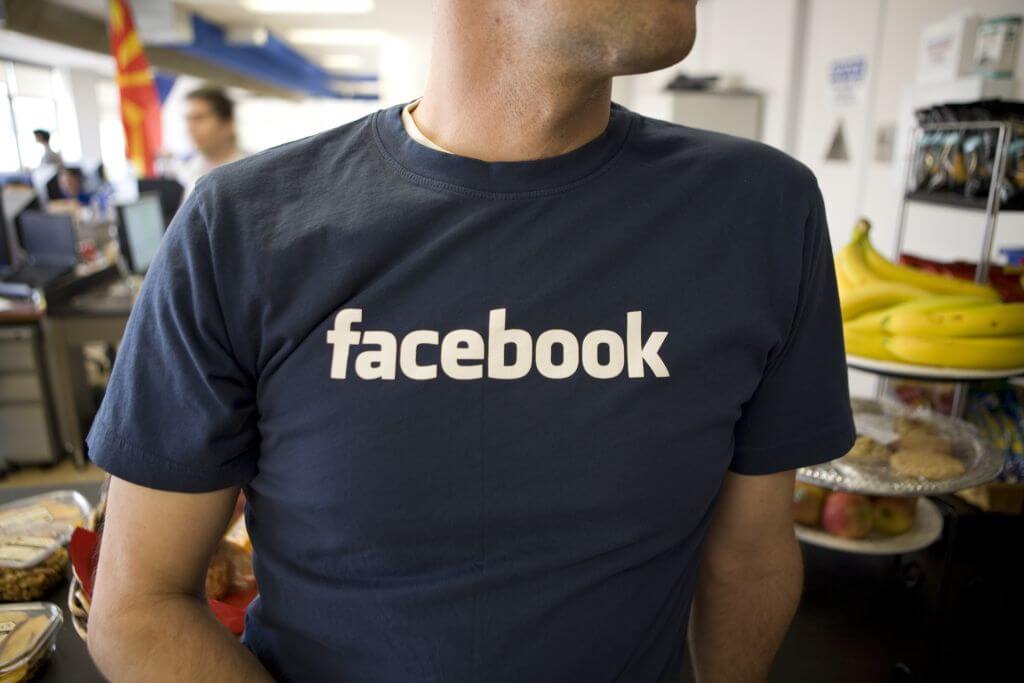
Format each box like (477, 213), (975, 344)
(795, 498), (943, 556)
(847, 354), (1024, 381)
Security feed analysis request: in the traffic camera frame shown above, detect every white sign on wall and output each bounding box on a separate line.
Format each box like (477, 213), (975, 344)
(827, 56), (869, 108)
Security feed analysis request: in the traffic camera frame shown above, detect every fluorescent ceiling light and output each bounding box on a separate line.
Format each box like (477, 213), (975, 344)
(321, 54), (366, 70)
(287, 29), (383, 46)
(242, 0), (374, 13)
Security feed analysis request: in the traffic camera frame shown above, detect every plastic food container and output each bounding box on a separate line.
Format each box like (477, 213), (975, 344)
(0, 531), (69, 602)
(0, 491), (90, 543)
(0, 492), (87, 603)
(0, 602), (62, 682)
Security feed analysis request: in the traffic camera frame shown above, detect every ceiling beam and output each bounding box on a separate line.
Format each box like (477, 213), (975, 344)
(2, 0), (302, 100)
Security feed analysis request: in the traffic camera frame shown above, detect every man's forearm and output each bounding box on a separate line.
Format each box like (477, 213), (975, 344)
(88, 592), (274, 683)
(687, 533), (803, 682)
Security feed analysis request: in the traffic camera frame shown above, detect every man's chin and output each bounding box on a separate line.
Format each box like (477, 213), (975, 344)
(612, 37), (695, 76)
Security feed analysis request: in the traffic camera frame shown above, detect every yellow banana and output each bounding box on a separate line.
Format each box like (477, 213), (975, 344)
(845, 295), (995, 333)
(836, 237), (882, 287)
(843, 326), (901, 361)
(883, 303), (1024, 338)
(885, 335), (1024, 370)
(856, 221), (999, 299)
(834, 257), (854, 291)
(839, 281), (930, 321)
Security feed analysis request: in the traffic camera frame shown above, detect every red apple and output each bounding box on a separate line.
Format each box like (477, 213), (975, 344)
(871, 496), (917, 535)
(821, 492), (873, 539)
(793, 482), (828, 526)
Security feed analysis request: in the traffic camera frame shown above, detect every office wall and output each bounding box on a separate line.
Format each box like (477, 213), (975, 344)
(795, 0), (1024, 252)
(615, 0), (806, 152)
(617, 0), (1023, 251)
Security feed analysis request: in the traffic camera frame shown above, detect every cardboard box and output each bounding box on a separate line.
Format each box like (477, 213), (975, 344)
(918, 11), (981, 84)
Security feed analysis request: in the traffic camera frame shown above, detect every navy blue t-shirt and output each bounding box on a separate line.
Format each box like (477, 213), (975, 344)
(86, 100), (855, 682)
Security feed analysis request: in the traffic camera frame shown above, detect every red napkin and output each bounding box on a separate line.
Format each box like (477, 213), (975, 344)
(69, 527), (255, 636)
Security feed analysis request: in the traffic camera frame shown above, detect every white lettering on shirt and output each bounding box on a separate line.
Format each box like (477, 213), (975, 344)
(327, 308), (669, 381)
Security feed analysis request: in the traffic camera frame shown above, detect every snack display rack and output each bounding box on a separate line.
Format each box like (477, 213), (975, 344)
(870, 118), (1024, 418)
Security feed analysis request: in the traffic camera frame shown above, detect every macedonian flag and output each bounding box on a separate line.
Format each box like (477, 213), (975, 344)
(108, 0), (162, 177)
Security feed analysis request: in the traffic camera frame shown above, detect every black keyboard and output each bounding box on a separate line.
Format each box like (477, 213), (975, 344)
(2, 263), (74, 289)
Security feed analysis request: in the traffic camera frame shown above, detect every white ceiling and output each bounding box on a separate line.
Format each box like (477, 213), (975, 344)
(0, 28), (116, 73)
(48, 0), (435, 76)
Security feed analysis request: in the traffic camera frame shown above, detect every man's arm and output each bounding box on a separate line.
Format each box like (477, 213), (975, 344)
(688, 470), (803, 683)
(87, 477), (274, 682)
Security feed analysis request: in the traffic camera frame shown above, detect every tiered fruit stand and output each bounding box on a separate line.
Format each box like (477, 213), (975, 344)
(870, 118), (1024, 417)
(795, 397), (1004, 555)
(803, 117), (1020, 553)
(799, 117), (1022, 682)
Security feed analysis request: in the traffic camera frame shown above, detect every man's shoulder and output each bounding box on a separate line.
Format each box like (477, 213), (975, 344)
(630, 111), (817, 193)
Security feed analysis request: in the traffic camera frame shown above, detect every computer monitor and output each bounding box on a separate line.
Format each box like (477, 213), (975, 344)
(29, 167), (61, 207)
(116, 193), (166, 274)
(16, 211), (78, 267)
(138, 178), (184, 226)
(0, 187), (10, 270)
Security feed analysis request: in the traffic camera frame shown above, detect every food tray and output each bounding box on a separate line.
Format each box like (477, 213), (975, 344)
(797, 397), (1003, 496)
(0, 601), (62, 681)
(795, 497), (943, 555)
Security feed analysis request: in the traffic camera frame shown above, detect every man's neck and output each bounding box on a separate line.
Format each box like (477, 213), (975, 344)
(412, 5), (613, 163)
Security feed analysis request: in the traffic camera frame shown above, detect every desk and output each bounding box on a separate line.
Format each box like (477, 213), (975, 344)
(43, 279), (136, 468)
(0, 482), (105, 683)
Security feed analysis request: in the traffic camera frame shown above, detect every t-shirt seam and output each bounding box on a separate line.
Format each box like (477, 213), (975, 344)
(369, 108), (637, 201)
(734, 415), (853, 454)
(90, 414), (254, 478)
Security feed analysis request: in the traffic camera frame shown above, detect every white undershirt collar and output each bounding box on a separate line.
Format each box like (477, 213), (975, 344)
(401, 98), (453, 154)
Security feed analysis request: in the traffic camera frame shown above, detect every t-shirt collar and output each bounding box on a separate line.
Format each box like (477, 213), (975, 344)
(373, 98), (636, 197)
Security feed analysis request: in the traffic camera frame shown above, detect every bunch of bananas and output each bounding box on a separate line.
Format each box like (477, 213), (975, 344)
(836, 219), (1024, 370)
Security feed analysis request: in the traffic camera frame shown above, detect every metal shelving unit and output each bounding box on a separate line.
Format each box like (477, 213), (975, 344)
(873, 118), (1024, 418)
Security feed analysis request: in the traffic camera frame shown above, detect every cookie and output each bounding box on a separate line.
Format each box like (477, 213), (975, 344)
(897, 431), (952, 455)
(890, 450), (965, 481)
(842, 435), (892, 465)
(894, 417), (935, 438)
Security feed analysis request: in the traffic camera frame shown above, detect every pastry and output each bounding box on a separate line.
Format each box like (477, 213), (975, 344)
(842, 435), (892, 464)
(0, 605), (60, 682)
(897, 431), (952, 455)
(890, 450), (965, 480)
(894, 417), (935, 438)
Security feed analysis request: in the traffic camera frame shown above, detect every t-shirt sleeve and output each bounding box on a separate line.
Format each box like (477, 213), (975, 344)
(729, 178), (856, 475)
(85, 179), (259, 492)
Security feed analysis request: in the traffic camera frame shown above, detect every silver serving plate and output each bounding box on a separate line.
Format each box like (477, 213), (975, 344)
(797, 397), (1003, 496)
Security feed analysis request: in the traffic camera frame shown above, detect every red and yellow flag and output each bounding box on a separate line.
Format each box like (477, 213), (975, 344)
(108, 0), (162, 177)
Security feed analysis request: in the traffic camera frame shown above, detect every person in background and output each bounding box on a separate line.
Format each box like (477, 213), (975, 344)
(33, 129), (62, 167)
(57, 165), (93, 206)
(177, 86), (245, 198)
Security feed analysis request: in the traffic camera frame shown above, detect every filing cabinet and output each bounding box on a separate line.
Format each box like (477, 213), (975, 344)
(0, 325), (61, 465)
